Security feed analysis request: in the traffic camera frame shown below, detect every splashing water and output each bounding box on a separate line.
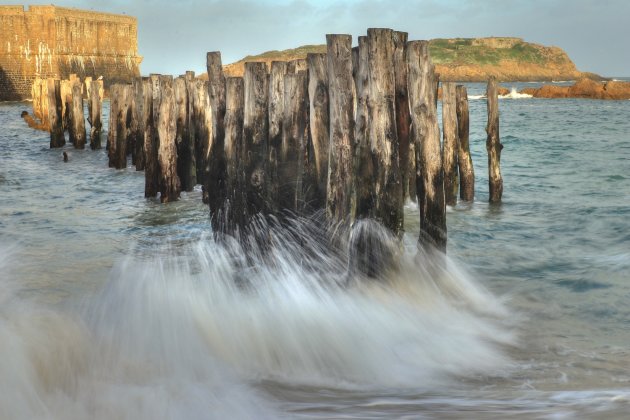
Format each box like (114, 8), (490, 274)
(0, 216), (514, 419)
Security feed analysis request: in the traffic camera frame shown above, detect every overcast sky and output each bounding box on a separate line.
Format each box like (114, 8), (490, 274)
(8, 0), (630, 76)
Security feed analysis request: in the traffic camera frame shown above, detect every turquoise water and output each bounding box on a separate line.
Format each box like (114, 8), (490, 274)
(1, 85), (630, 419)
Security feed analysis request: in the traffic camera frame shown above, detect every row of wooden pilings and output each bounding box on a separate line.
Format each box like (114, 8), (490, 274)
(42, 28), (504, 255)
(32, 75), (104, 150)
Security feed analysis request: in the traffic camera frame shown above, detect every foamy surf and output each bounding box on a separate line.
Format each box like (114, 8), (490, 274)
(499, 87), (532, 99)
(0, 217), (515, 419)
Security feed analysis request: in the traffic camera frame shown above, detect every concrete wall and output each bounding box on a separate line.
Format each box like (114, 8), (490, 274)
(0, 5), (142, 100)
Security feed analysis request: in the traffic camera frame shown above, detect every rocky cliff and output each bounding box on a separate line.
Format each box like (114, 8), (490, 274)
(0, 5), (142, 101)
(220, 37), (589, 82)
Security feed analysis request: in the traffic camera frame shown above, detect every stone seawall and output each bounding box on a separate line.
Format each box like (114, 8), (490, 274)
(0, 5), (142, 101)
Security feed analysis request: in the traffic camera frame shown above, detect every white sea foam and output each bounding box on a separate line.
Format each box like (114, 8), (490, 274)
(0, 219), (515, 419)
(499, 87), (533, 99)
(468, 94), (486, 100)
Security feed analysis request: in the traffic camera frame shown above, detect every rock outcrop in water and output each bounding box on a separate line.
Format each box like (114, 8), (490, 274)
(215, 37), (591, 82)
(520, 78), (630, 100)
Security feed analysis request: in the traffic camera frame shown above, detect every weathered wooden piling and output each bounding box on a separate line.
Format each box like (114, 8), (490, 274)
(129, 78), (144, 170)
(31, 78), (48, 128)
(456, 85), (474, 201)
(486, 77), (503, 203)
(203, 51), (225, 210)
(69, 78), (86, 149)
(60, 79), (72, 133)
(174, 76), (194, 191)
(243, 62), (269, 217)
(353, 35), (372, 219)
(442, 82), (459, 206)
(279, 71), (309, 212)
(143, 76), (159, 197)
(206, 52), (227, 215)
(307, 53), (329, 206)
(191, 79), (212, 197)
(224, 77), (246, 233)
(47, 78), (65, 148)
(393, 31), (412, 203)
(268, 61), (288, 211)
(325, 34), (355, 223)
(108, 84), (131, 169)
(183, 71), (197, 187)
(407, 40), (446, 251)
(366, 28), (403, 234)
(157, 77), (181, 203)
(87, 78), (102, 149)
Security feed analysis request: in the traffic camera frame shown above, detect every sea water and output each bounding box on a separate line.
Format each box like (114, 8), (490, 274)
(1, 82), (629, 419)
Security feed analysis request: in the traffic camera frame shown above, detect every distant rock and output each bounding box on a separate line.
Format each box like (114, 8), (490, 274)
(205, 37), (599, 82)
(520, 78), (630, 100)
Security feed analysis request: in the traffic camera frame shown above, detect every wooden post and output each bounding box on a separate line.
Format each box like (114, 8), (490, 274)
(442, 82), (458, 206)
(174, 76), (194, 191)
(69, 78), (86, 149)
(143, 77), (160, 197)
(279, 72), (309, 213)
(47, 78), (65, 148)
(243, 62), (269, 217)
(60, 79), (72, 133)
(326, 34), (355, 223)
(206, 51), (227, 216)
(88, 78), (102, 149)
(184, 71), (197, 187)
(131, 78), (146, 170)
(108, 84), (131, 169)
(353, 35), (372, 219)
(486, 77), (503, 203)
(366, 28), (403, 235)
(307, 53), (329, 209)
(224, 77), (246, 233)
(407, 40), (446, 251)
(157, 77), (180, 203)
(191, 79), (212, 198)
(268, 61), (288, 212)
(393, 31), (412, 203)
(456, 85), (474, 201)
(40, 78), (50, 130)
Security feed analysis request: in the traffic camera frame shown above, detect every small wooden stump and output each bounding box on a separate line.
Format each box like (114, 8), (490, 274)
(47, 78), (65, 148)
(243, 62), (269, 217)
(456, 85), (474, 201)
(442, 82), (459, 206)
(407, 40), (446, 252)
(157, 77), (181, 203)
(325, 34), (355, 224)
(69, 79), (86, 149)
(486, 77), (503, 203)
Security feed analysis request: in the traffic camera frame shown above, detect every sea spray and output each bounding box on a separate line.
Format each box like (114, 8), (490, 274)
(0, 215), (514, 419)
